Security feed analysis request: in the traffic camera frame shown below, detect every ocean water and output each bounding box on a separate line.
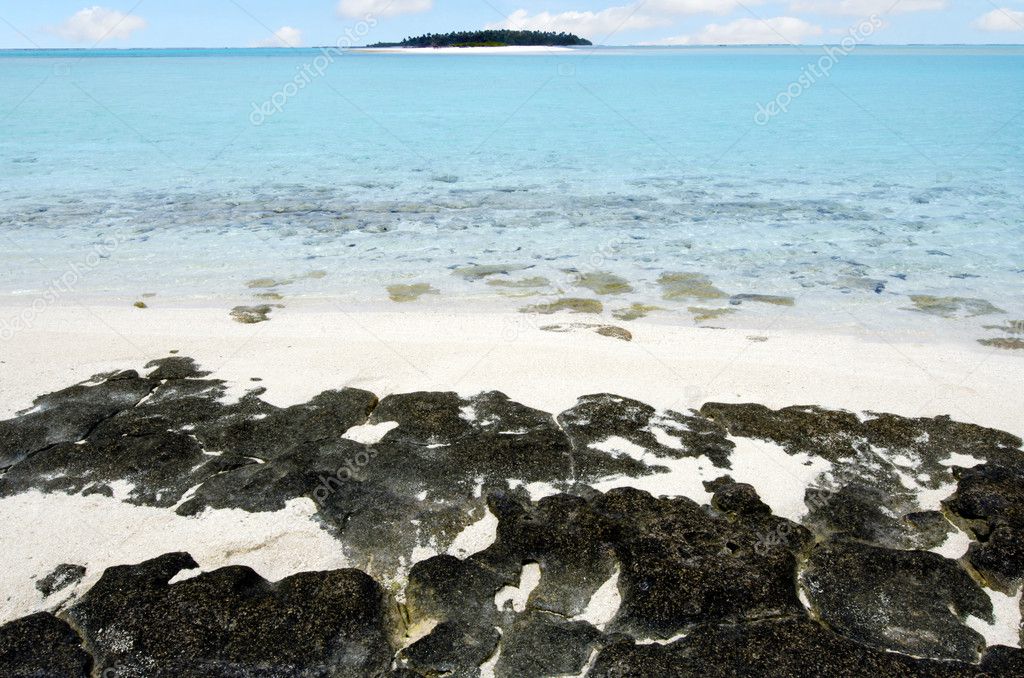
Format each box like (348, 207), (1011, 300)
(0, 46), (1022, 337)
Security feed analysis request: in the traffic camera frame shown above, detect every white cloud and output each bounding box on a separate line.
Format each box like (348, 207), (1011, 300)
(486, 1), (764, 38)
(50, 6), (147, 43)
(253, 26), (303, 48)
(337, 0), (432, 18)
(660, 16), (824, 44)
(485, 7), (668, 37)
(645, 0), (763, 15)
(788, 0), (946, 16)
(973, 8), (1024, 32)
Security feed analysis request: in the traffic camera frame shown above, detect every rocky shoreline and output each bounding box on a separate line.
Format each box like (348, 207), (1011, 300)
(1, 357), (1022, 676)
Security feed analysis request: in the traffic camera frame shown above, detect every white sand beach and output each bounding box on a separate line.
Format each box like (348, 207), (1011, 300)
(1, 303), (1019, 436)
(1, 301), (1021, 646)
(357, 45), (578, 54)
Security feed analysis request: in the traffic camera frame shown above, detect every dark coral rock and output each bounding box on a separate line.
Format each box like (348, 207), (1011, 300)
(144, 356), (211, 381)
(6, 356), (1024, 676)
(600, 488), (809, 639)
(369, 390), (579, 485)
(559, 394), (734, 471)
(406, 554), (509, 629)
(803, 483), (950, 549)
(396, 622), (500, 678)
(494, 611), (602, 678)
(944, 462), (1024, 591)
(0, 370), (155, 469)
(702, 403), (1022, 475)
(904, 510), (955, 548)
(64, 552), (395, 678)
(863, 413), (1023, 472)
(312, 390), (675, 577)
(0, 612), (92, 678)
(402, 483), (810, 672)
(370, 391), (474, 446)
(701, 402), (1024, 550)
(193, 388), (378, 463)
(402, 554), (512, 676)
(35, 563), (86, 597)
(176, 437), (374, 515)
(700, 402), (864, 462)
(980, 645), (1024, 675)
(1, 428), (212, 506)
(588, 617), (982, 678)
(802, 541), (991, 662)
(710, 481), (771, 516)
(481, 492), (620, 620)
(410, 485), (810, 648)
(1, 362), (266, 506)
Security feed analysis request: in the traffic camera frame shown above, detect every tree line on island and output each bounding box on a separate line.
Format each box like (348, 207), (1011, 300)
(367, 30), (592, 48)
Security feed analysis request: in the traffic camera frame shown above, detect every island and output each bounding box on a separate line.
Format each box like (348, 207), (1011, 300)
(367, 30), (593, 48)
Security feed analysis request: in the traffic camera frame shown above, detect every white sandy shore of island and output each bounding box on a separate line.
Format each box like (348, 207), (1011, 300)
(356, 45), (577, 54)
(0, 302), (1022, 640)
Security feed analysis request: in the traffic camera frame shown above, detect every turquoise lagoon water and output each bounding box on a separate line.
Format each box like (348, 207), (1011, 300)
(0, 46), (1022, 336)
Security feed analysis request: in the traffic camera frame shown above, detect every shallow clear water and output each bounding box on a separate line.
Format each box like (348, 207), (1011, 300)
(1, 46), (1022, 335)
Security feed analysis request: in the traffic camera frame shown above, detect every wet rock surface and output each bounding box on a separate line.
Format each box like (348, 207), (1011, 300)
(0, 370), (157, 470)
(802, 541), (991, 662)
(944, 462), (1024, 592)
(587, 617), (1016, 678)
(0, 612), (92, 678)
(36, 563), (87, 597)
(702, 402), (1023, 550)
(1, 357), (1023, 676)
(230, 304), (277, 323)
(64, 552), (394, 678)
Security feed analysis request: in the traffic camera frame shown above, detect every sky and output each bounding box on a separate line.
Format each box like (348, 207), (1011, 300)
(0, 1), (1022, 49)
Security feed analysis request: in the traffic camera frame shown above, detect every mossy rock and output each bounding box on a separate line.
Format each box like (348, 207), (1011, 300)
(983, 320), (1024, 335)
(979, 337), (1024, 350)
(730, 294), (795, 307)
(659, 272), (728, 301)
(488, 276), (553, 298)
(487, 276), (551, 289)
(540, 323), (632, 342)
(453, 264), (529, 281)
(908, 295), (1003, 318)
(520, 298), (603, 315)
(688, 307), (737, 324)
(612, 304), (663, 321)
(245, 277), (292, 289)
(388, 283), (440, 303)
(571, 271), (633, 295)
(230, 305), (275, 324)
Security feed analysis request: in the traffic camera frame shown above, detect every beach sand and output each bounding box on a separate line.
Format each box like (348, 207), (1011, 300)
(1, 301), (1021, 666)
(1, 303), (1019, 435)
(356, 45), (578, 54)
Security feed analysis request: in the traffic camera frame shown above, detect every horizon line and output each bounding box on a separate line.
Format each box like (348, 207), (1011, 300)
(1, 42), (1023, 52)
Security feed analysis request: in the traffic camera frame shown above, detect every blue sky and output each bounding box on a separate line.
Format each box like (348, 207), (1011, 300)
(0, 1), (1022, 48)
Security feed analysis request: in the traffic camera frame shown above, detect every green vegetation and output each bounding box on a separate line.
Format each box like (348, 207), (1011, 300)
(368, 30), (592, 48)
